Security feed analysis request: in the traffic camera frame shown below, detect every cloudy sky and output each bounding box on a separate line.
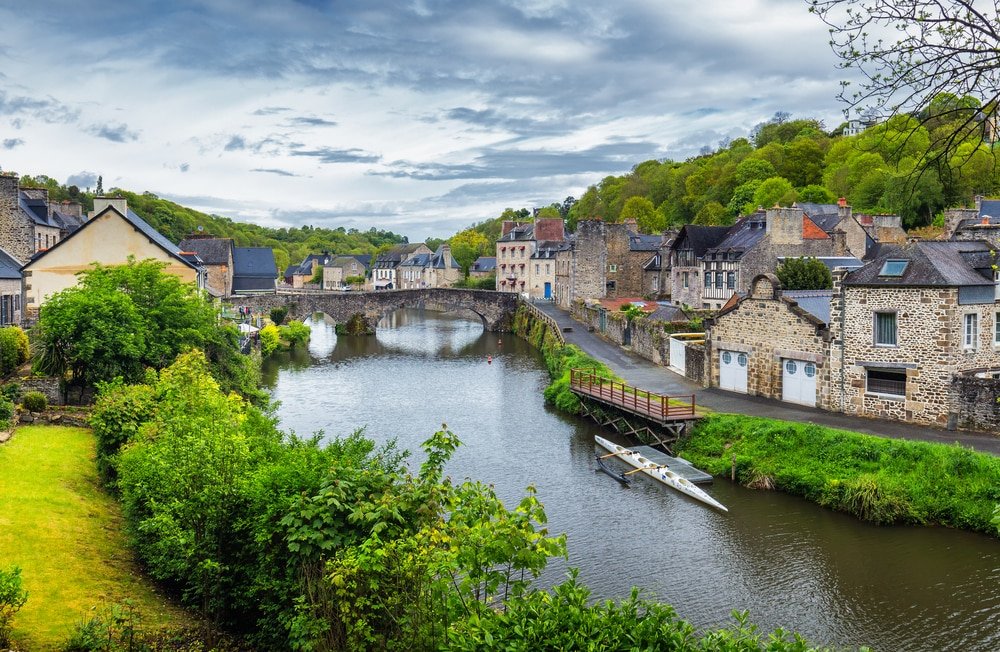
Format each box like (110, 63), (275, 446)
(0, 0), (852, 241)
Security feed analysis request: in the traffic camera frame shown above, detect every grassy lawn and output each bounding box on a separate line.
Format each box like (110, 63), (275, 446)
(0, 425), (194, 649)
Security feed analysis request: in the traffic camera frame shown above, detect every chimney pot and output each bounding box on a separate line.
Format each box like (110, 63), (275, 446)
(838, 197), (847, 207)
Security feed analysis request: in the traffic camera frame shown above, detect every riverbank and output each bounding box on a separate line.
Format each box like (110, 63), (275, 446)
(0, 425), (193, 648)
(513, 303), (1000, 535)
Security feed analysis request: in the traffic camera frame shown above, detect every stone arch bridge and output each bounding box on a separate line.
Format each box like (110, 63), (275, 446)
(232, 288), (520, 334)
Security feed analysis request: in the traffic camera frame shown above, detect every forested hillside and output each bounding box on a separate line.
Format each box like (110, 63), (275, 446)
(16, 176), (407, 274)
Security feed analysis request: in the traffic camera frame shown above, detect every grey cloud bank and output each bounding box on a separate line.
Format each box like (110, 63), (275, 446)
(0, 0), (850, 241)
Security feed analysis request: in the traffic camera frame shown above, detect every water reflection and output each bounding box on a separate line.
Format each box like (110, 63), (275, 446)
(262, 310), (1000, 651)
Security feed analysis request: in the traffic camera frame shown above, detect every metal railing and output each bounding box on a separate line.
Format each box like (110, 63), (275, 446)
(569, 368), (696, 420)
(519, 300), (565, 345)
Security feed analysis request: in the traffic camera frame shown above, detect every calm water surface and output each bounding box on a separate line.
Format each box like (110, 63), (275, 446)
(262, 310), (1000, 652)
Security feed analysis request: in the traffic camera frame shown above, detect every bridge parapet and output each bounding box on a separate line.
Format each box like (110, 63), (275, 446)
(229, 288), (519, 333)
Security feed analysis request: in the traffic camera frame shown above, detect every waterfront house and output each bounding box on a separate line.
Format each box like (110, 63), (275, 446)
(231, 247), (278, 294)
(322, 255), (369, 290)
(178, 234), (235, 297)
(21, 196), (205, 318)
(372, 243), (432, 290)
(496, 218), (566, 299)
(469, 256), (496, 279)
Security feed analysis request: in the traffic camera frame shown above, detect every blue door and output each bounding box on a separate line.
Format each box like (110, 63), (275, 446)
(544, 282), (552, 299)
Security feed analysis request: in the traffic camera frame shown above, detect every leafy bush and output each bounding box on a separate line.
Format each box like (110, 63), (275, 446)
(0, 327), (29, 376)
(278, 320), (310, 348)
(0, 399), (14, 426)
(0, 383), (20, 403)
(21, 391), (48, 412)
(90, 380), (157, 485)
(260, 324), (280, 356)
(269, 306), (288, 326)
(0, 565), (28, 648)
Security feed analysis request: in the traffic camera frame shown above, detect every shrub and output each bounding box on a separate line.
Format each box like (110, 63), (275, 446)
(278, 320), (310, 348)
(0, 382), (20, 403)
(0, 566), (28, 648)
(269, 306), (288, 326)
(22, 391), (48, 412)
(0, 327), (29, 376)
(90, 380), (157, 485)
(0, 399), (14, 426)
(260, 324), (281, 356)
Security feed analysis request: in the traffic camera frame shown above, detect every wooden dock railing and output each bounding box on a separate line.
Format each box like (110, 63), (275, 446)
(569, 368), (696, 421)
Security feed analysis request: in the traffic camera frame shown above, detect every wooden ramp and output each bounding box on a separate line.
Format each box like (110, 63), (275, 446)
(570, 368), (699, 453)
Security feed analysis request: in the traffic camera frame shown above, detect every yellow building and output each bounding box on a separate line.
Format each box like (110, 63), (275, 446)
(22, 197), (204, 318)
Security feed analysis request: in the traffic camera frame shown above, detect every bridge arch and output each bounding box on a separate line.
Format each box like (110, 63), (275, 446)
(232, 288), (520, 334)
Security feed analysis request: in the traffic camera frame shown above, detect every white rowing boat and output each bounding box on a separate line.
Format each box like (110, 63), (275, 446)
(594, 435), (728, 512)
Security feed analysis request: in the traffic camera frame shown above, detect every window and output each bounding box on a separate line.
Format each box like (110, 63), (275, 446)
(727, 271), (735, 289)
(608, 264), (618, 273)
(652, 275), (659, 291)
(546, 263), (550, 274)
(995, 312), (1000, 345)
(874, 312), (897, 346)
(683, 272), (689, 288)
(866, 369), (906, 397)
(964, 313), (979, 349)
(879, 259), (908, 277)
(704, 272), (711, 288)
(606, 280), (616, 292)
(535, 264), (540, 274)
(714, 272), (723, 289)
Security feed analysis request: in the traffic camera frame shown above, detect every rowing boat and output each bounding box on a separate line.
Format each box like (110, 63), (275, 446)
(594, 435), (728, 512)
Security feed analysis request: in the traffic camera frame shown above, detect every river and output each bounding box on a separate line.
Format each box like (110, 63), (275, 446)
(262, 310), (1000, 652)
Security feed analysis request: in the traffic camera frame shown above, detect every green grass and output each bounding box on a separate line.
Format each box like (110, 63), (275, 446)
(0, 425), (194, 649)
(678, 414), (1000, 534)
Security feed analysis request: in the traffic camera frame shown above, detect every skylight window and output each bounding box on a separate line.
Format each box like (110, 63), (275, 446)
(879, 259), (908, 277)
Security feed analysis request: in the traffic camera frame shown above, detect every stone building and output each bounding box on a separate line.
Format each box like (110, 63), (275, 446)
(468, 256), (496, 279)
(669, 225), (731, 309)
(0, 173), (84, 266)
(372, 243), (432, 290)
(0, 247), (22, 325)
(178, 234), (235, 297)
(706, 275), (833, 408)
(231, 247), (277, 294)
(322, 255), (368, 290)
(641, 231), (677, 300)
(828, 240), (1000, 426)
(398, 245), (461, 289)
(942, 196), (1000, 241)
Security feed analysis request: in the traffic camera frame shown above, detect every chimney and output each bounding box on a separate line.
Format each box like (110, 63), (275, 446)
(837, 197), (850, 221)
(90, 195), (128, 219)
(766, 207), (805, 245)
(441, 244), (453, 270)
(502, 220), (516, 237)
(873, 214), (902, 230)
(56, 200), (83, 218)
(830, 230), (848, 256)
(0, 172), (18, 208)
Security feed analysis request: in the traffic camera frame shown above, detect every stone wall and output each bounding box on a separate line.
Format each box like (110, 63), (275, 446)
(685, 342), (706, 385)
(18, 376), (64, 406)
(950, 375), (1000, 431)
(573, 302), (673, 366)
(572, 221), (607, 300)
(671, 265), (702, 308)
(0, 174), (34, 265)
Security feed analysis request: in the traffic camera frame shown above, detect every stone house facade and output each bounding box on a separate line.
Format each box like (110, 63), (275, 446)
(0, 173), (83, 266)
(372, 243), (432, 290)
(398, 245), (461, 289)
(828, 240), (1000, 426)
(669, 225), (731, 308)
(705, 275), (833, 408)
(178, 235), (234, 297)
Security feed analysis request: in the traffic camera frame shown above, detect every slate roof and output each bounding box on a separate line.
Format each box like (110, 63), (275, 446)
(845, 240), (993, 287)
(19, 194), (55, 227)
(233, 247), (278, 278)
(374, 243), (426, 267)
(430, 246), (460, 269)
(980, 199), (1000, 218)
(798, 203), (842, 232)
(0, 247), (22, 280)
(628, 232), (661, 252)
(672, 225), (732, 257)
(647, 303), (688, 322)
(643, 253), (662, 271)
(471, 256), (496, 272)
(782, 290), (835, 324)
(498, 223), (534, 242)
(49, 208), (84, 233)
(704, 217), (766, 259)
(22, 205), (198, 271)
(326, 255), (367, 271)
(178, 237), (233, 265)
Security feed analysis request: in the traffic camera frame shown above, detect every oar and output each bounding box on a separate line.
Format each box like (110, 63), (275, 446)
(624, 466), (653, 475)
(597, 449), (628, 459)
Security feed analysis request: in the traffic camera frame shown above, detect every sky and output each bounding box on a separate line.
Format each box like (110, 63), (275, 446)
(0, 0), (855, 242)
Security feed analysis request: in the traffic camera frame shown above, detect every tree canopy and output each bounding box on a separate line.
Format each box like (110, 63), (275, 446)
(776, 256), (834, 290)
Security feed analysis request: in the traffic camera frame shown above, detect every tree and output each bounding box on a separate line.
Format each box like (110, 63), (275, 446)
(776, 257), (833, 290)
(96, 175), (103, 195)
(33, 258), (220, 386)
(752, 177), (797, 209)
(620, 196), (662, 233)
(810, 0), (1000, 163)
(449, 228), (490, 274)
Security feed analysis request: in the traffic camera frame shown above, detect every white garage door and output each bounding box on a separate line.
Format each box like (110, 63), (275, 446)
(782, 359), (817, 407)
(669, 337), (686, 374)
(719, 350), (748, 393)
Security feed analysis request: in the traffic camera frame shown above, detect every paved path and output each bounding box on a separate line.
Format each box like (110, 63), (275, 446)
(534, 301), (1000, 455)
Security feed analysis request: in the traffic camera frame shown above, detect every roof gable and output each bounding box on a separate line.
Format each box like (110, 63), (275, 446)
(233, 247), (277, 278)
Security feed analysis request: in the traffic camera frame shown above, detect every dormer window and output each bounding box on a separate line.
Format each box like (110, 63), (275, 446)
(879, 259), (908, 277)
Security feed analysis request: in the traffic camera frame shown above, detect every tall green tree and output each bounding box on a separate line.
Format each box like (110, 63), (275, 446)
(776, 257), (833, 290)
